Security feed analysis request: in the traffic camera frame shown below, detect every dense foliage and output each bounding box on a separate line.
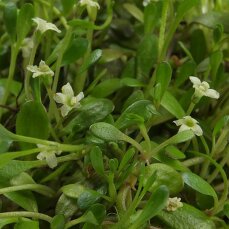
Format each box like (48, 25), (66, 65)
(0, 0), (228, 228)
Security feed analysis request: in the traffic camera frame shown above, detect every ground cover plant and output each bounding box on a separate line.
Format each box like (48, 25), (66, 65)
(0, 0), (228, 228)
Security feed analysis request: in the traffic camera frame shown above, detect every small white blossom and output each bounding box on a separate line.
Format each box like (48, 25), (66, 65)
(189, 76), (220, 99)
(166, 197), (183, 212)
(32, 17), (61, 34)
(21, 38), (34, 58)
(27, 60), (54, 78)
(173, 116), (203, 136)
(53, 83), (84, 117)
(36, 144), (62, 169)
(80, 0), (100, 9)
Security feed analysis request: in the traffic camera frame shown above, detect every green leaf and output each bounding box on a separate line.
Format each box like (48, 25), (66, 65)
(90, 146), (105, 176)
(154, 62), (172, 102)
(161, 91), (185, 118)
(61, 183), (85, 199)
(109, 158), (119, 172)
(4, 191), (38, 212)
(0, 124), (15, 141)
(123, 3), (143, 22)
(14, 220), (39, 229)
(3, 2), (17, 42)
(87, 204), (106, 224)
(182, 172), (218, 200)
(55, 194), (78, 218)
(91, 79), (123, 98)
(165, 145), (186, 159)
(0, 139), (12, 153)
(136, 35), (158, 80)
(0, 218), (18, 229)
(194, 11), (229, 33)
(0, 79), (22, 96)
(77, 190), (102, 210)
(131, 185), (169, 229)
(62, 37), (88, 66)
(51, 215), (66, 229)
(121, 78), (145, 87)
(16, 101), (50, 149)
(158, 203), (216, 229)
(64, 98), (114, 134)
(122, 90), (144, 112)
(144, 2), (159, 34)
(118, 148), (135, 172)
(115, 100), (158, 130)
(17, 3), (34, 44)
(90, 122), (126, 142)
(190, 29), (207, 64)
(79, 49), (102, 74)
(169, 130), (194, 144)
(143, 163), (184, 195)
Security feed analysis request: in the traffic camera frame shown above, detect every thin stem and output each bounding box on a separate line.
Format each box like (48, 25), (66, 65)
(65, 216), (85, 229)
(190, 151), (228, 215)
(52, 27), (72, 93)
(182, 157), (204, 167)
(0, 211), (52, 223)
(186, 101), (196, 115)
(0, 44), (19, 118)
(158, 0), (169, 62)
(0, 184), (55, 197)
(208, 147), (229, 183)
(25, 32), (40, 99)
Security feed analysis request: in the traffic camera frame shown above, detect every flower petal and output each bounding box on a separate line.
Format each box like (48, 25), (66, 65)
(178, 124), (190, 132)
(60, 104), (71, 117)
(76, 92), (84, 101)
(27, 65), (38, 73)
(53, 93), (67, 104)
(205, 89), (220, 99)
(189, 76), (201, 86)
(45, 152), (58, 168)
(192, 124), (203, 136)
(62, 83), (74, 97)
(173, 119), (184, 126)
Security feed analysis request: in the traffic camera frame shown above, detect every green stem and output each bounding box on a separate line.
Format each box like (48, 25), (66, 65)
(0, 44), (19, 117)
(182, 157), (204, 167)
(0, 184), (55, 197)
(52, 27), (72, 93)
(25, 32), (40, 99)
(208, 147), (229, 183)
(0, 148), (41, 166)
(186, 101), (196, 115)
(158, 0), (169, 62)
(64, 216), (85, 229)
(0, 211), (52, 223)
(190, 151), (228, 215)
(11, 133), (85, 152)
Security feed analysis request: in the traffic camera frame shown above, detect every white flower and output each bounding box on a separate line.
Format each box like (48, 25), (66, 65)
(166, 197), (183, 212)
(79, 0), (100, 9)
(21, 38), (34, 58)
(36, 144), (62, 169)
(32, 17), (61, 34)
(173, 116), (203, 136)
(27, 60), (54, 78)
(53, 83), (84, 117)
(189, 76), (220, 99)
